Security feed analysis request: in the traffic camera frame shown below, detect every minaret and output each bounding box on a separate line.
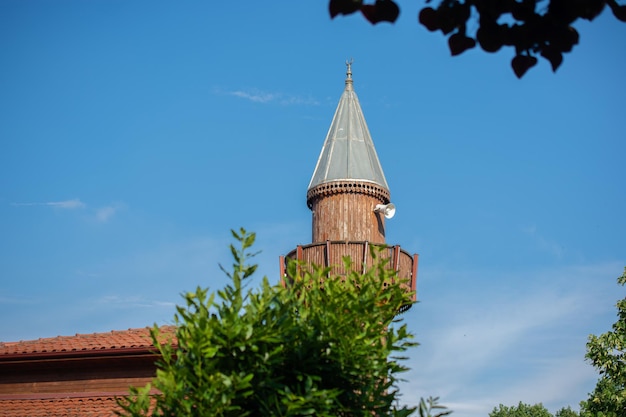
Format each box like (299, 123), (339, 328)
(280, 62), (417, 310)
(307, 60), (390, 244)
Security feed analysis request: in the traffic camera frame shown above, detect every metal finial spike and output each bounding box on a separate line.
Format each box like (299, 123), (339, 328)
(345, 58), (354, 80)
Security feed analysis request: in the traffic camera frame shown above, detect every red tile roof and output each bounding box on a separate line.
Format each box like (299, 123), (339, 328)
(0, 327), (176, 357)
(0, 395), (122, 417)
(0, 328), (171, 416)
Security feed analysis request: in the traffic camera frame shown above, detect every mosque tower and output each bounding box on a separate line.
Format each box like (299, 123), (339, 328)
(280, 62), (417, 310)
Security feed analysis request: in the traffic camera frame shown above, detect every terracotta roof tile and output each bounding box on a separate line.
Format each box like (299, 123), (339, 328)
(0, 396), (121, 417)
(0, 326), (176, 356)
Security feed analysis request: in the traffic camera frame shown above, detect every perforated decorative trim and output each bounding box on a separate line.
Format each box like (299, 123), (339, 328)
(306, 180), (390, 209)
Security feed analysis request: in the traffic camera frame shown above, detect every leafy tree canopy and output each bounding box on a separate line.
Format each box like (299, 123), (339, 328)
(555, 406), (580, 417)
(489, 401), (579, 417)
(489, 402), (582, 417)
(489, 402), (553, 417)
(117, 228), (446, 417)
(580, 267), (626, 417)
(328, 0), (626, 78)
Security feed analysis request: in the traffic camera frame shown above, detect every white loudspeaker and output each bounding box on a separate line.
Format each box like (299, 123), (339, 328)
(374, 203), (396, 219)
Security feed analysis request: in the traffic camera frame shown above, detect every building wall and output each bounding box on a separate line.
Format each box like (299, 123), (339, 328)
(0, 354), (156, 395)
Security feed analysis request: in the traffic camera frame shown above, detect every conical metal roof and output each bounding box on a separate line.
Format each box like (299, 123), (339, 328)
(308, 62), (389, 191)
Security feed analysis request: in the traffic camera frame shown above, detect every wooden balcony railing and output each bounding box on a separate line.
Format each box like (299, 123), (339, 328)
(280, 241), (417, 312)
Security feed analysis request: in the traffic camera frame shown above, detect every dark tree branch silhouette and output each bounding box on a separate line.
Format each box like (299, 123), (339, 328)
(329, 0), (626, 78)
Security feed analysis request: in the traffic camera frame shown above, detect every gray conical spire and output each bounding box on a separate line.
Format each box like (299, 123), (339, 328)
(307, 61), (389, 191)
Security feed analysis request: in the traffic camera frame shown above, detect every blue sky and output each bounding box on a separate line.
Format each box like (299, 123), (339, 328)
(1, 1), (625, 415)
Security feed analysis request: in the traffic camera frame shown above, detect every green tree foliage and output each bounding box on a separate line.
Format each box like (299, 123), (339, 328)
(580, 267), (626, 417)
(117, 228), (439, 416)
(489, 402), (553, 417)
(554, 406), (579, 417)
(489, 402), (580, 417)
(418, 396), (453, 417)
(328, 0), (626, 78)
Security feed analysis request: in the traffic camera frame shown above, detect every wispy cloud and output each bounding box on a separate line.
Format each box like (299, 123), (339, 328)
(12, 199), (86, 209)
(229, 89), (277, 103)
(95, 203), (124, 223)
(11, 199), (126, 223)
(218, 87), (319, 106)
(97, 295), (176, 309)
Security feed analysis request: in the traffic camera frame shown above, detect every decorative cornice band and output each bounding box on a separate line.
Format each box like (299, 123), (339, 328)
(307, 180), (390, 209)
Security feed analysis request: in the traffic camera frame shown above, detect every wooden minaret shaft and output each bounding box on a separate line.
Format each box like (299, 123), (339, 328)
(307, 180), (390, 244)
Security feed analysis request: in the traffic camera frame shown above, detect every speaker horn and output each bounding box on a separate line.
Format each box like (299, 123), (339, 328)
(374, 203), (396, 219)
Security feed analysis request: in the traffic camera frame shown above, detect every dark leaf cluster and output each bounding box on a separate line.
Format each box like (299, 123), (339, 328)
(329, 0), (626, 78)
